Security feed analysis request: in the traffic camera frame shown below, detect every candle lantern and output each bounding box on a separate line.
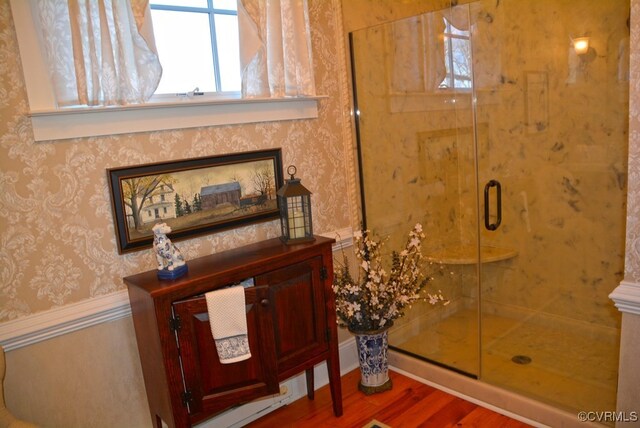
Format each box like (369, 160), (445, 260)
(277, 165), (315, 244)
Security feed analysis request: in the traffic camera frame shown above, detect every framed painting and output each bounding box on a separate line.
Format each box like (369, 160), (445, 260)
(108, 149), (283, 254)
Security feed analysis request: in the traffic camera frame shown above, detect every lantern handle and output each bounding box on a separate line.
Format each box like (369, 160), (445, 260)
(287, 165), (297, 179)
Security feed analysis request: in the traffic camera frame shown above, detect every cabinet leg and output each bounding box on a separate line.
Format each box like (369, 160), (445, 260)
(305, 368), (315, 400)
(326, 356), (343, 416)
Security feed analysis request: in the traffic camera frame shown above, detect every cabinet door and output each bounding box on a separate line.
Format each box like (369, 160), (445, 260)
(255, 256), (329, 375)
(172, 286), (279, 423)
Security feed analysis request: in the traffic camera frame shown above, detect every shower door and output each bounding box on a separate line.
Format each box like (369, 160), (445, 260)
(350, 0), (628, 414)
(350, 5), (483, 378)
(471, 0), (628, 413)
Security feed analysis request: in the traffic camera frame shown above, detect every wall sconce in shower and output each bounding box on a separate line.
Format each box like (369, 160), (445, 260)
(567, 35), (595, 83)
(573, 37), (590, 55)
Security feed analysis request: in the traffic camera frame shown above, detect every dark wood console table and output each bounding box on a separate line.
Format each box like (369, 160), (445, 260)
(124, 236), (343, 427)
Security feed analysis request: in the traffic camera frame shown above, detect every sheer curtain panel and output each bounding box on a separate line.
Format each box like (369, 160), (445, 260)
(237, 0), (316, 98)
(35, 0), (162, 107)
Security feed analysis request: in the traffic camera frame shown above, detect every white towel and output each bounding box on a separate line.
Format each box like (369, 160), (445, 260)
(205, 286), (251, 364)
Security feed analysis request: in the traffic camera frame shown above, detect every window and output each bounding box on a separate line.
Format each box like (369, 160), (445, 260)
(149, 0), (240, 96)
(10, 0), (319, 141)
(386, 11), (473, 114)
(439, 18), (472, 90)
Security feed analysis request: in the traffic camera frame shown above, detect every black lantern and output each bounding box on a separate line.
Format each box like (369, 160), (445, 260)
(277, 165), (314, 244)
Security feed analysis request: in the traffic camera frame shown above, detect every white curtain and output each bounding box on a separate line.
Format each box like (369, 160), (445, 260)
(35, 0), (162, 107)
(390, 14), (447, 93)
(237, 0), (316, 98)
(443, 5), (472, 31)
(390, 5), (473, 93)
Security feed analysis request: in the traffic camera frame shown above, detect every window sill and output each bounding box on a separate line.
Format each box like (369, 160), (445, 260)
(388, 89), (497, 114)
(29, 96), (323, 142)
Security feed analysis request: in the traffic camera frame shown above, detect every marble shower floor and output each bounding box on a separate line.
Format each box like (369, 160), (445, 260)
(389, 307), (619, 415)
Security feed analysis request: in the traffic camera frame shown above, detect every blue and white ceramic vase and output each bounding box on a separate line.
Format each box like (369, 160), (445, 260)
(351, 326), (393, 394)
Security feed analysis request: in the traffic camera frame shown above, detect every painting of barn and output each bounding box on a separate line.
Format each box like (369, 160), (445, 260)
(108, 149), (283, 253)
(200, 182), (242, 210)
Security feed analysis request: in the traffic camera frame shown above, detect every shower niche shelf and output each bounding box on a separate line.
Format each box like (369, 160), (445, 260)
(425, 244), (518, 265)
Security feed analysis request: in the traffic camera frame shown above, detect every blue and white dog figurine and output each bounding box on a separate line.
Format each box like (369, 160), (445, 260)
(152, 223), (187, 278)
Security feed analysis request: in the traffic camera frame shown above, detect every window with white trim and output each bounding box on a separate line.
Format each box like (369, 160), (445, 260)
(439, 17), (472, 90)
(149, 0), (241, 96)
(9, 0), (320, 141)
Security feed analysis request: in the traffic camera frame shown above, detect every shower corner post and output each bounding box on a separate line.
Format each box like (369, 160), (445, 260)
(609, 281), (640, 420)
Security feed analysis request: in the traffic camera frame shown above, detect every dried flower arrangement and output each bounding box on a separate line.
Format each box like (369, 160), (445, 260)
(333, 223), (447, 332)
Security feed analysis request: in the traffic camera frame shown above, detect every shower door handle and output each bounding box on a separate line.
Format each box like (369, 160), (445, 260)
(484, 180), (502, 231)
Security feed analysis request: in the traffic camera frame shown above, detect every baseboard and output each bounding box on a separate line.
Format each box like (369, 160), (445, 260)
(388, 351), (601, 428)
(0, 228), (354, 351)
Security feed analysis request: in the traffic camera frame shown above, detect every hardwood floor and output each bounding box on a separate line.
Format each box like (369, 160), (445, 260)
(246, 369), (532, 428)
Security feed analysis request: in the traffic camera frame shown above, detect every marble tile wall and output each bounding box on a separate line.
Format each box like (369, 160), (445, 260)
(473, 0), (629, 327)
(350, 0), (629, 329)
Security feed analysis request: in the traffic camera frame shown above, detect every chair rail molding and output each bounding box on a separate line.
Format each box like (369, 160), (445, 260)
(609, 279), (640, 316)
(0, 228), (353, 351)
(0, 290), (132, 352)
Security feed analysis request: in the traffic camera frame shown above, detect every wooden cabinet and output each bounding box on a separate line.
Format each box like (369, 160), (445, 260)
(124, 236), (342, 428)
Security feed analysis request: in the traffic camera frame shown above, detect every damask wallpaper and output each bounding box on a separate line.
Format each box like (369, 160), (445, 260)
(0, 0), (355, 321)
(626, 0), (640, 283)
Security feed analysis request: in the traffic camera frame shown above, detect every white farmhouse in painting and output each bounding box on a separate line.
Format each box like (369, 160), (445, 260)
(125, 184), (177, 227)
(142, 184), (177, 224)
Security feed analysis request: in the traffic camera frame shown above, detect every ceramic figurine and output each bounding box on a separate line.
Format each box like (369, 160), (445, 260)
(152, 223), (187, 279)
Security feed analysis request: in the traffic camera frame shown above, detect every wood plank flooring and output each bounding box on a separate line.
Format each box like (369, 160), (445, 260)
(246, 369), (532, 428)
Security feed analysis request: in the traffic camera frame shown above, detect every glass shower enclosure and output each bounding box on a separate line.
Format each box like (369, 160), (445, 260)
(350, 0), (628, 414)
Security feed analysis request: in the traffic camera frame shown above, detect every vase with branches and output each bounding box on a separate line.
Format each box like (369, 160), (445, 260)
(332, 223), (446, 393)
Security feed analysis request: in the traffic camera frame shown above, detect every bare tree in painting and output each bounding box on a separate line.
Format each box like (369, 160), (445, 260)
(251, 167), (274, 204)
(122, 175), (175, 229)
(228, 171), (244, 191)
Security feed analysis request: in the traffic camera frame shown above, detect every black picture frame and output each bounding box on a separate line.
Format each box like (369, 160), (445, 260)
(108, 149), (283, 254)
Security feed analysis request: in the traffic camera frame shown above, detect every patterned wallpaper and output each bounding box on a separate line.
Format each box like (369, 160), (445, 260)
(626, 0), (640, 283)
(0, 0), (354, 321)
